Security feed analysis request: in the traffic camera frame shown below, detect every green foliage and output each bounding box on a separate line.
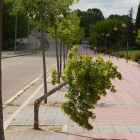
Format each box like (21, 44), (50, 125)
(51, 69), (59, 85)
(47, 11), (84, 45)
(51, 46), (122, 130)
(135, 2), (140, 34)
(105, 50), (110, 54)
(89, 7), (136, 50)
(2, 1), (28, 40)
(89, 18), (124, 48)
(136, 29), (140, 45)
(100, 47), (106, 53)
(124, 51), (140, 62)
(77, 8), (105, 37)
(124, 52), (133, 59)
(7, 0), (79, 34)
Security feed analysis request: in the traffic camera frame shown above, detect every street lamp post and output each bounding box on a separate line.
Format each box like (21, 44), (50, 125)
(114, 27), (120, 60)
(27, 15), (30, 52)
(106, 34), (111, 58)
(102, 33), (105, 56)
(95, 36), (98, 54)
(15, 15), (17, 54)
(122, 23), (129, 63)
(98, 35), (101, 54)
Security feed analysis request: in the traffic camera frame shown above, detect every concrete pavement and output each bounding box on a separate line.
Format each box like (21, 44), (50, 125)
(4, 45), (140, 140)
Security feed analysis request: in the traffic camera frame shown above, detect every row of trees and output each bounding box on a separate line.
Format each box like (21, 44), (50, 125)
(77, 8), (105, 37)
(88, 8), (137, 50)
(0, 0), (84, 139)
(135, 2), (140, 45)
(2, 0), (29, 49)
(0, 1), (124, 139)
(77, 4), (140, 49)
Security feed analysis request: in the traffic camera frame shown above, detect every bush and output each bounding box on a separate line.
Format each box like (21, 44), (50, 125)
(124, 51), (140, 62)
(119, 53), (124, 58)
(124, 52), (133, 59)
(105, 50), (110, 54)
(100, 48), (106, 53)
(131, 51), (140, 62)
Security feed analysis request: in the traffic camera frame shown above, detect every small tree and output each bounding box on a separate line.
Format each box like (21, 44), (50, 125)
(47, 11), (84, 75)
(39, 45), (123, 131)
(34, 46), (122, 129)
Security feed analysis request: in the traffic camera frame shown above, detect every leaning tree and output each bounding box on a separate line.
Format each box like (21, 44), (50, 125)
(34, 45), (122, 130)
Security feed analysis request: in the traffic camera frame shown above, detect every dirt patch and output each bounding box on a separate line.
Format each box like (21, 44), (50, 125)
(6, 125), (63, 132)
(28, 102), (61, 106)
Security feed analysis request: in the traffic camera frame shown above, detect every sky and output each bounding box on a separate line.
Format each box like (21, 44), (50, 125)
(70, 0), (140, 19)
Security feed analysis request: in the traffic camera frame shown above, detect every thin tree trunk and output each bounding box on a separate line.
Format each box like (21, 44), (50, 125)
(65, 45), (67, 60)
(0, 0), (5, 139)
(54, 22), (60, 83)
(59, 40), (62, 77)
(66, 44), (68, 60)
(40, 1), (47, 104)
(63, 43), (65, 68)
(34, 82), (67, 129)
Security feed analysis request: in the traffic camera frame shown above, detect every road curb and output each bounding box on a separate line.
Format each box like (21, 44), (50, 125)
(2, 35), (51, 59)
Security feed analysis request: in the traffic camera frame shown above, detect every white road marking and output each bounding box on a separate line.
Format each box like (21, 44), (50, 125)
(3, 63), (57, 107)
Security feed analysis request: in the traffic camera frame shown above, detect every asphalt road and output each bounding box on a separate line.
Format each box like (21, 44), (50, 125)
(2, 34), (60, 103)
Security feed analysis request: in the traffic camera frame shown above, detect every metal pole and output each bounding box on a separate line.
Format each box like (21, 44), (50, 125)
(111, 36), (112, 58)
(104, 38), (106, 56)
(28, 15), (29, 52)
(117, 29), (120, 60)
(40, 1), (47, 104)
(126, 25), (129, 63)
(86, 44), (87, 55)
(15, 15), (17, 54)
(36, 35), (37, 52)
(109, 36), (111, 58)
(36, 25), (38, 52)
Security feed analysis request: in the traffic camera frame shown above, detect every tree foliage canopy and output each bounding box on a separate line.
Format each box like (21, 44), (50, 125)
(136, 29), (140, 45)
(47, 11), (84, 45)
(3, 0), (28, 40)
(77, 8), (105, 37)
(89, 18), (124, 48)
(51, 46), (122, 130)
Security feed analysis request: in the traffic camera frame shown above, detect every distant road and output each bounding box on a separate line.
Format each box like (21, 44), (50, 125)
(2, 34), (60, 103)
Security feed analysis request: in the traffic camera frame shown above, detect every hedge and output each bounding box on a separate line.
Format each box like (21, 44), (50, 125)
(124, 51), (140, 62)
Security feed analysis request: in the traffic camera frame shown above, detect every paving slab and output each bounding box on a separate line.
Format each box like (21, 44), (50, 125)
(5, 46), (140, 140)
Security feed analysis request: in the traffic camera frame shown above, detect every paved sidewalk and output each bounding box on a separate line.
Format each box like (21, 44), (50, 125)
(4, 46), (140, 140)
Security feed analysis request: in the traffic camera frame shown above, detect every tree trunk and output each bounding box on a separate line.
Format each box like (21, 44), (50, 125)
(63, 43), (65, 68)
(40, 1), (47, 104)
(54, 22), (60, 83)
(34, 82), (67, 129)
(59, 40), (62, 77)
(0, 0), (5, 139)
(66, 45), (68, 60)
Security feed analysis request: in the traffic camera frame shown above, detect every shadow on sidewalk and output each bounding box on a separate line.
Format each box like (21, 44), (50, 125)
(55, 131), (120, 140)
